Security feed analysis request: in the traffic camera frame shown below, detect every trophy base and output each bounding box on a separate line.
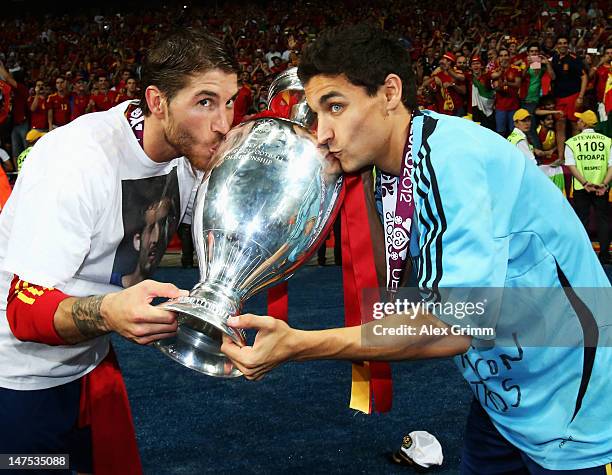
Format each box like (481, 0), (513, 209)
(154, 288), (246, 377)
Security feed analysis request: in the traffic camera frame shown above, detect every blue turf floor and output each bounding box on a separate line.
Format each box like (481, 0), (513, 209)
(113, 264), (612, 474)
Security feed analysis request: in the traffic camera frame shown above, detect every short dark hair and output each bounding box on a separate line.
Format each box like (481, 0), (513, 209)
(298, 24), (417, 110)
(528, 42), (540, 51)
(139, 28), (238, 116)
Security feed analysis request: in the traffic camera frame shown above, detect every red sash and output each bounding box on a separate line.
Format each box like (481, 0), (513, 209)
(341, 174), (392, 413)
(79, 346), (143, 474)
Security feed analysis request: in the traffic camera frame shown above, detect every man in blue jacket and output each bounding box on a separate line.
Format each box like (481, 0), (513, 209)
(222, 25), (612, 474)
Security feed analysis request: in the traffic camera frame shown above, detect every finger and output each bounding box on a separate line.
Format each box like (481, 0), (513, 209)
(220, 347), (253, 376)
(132, 322), (179, 338)
(248, 366), (273, 381)
(142, 280), (185, 299)
(140, 331), (179, 345)
(220, 334), (250, 361)
(136, 307), (178, 324)
(227, 313), (275, 330)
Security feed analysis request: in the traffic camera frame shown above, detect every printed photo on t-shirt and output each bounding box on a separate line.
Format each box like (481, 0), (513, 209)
(111, 169), (181, 288)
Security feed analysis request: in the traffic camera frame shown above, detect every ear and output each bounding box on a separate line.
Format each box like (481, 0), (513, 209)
(133, 233), (141, 252)
(382, 74), (403, 113)
(144, 85), (166, 118)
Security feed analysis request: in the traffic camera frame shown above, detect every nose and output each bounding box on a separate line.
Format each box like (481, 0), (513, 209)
(316, 116), (334, 148)
(151, 223), (160, 244)
(212, 107), (232, 136)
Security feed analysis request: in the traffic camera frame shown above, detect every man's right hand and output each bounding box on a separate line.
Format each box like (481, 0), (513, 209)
(55, 279), (187, 345)
(100, 280), (187, 345)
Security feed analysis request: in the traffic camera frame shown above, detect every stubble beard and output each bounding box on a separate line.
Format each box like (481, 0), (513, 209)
(164, 108), (212, 171)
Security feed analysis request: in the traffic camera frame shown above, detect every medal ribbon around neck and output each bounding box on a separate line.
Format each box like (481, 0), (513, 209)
(380, 115), (416, 294)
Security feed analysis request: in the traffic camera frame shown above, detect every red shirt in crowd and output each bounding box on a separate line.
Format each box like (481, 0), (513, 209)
(11, 83), (29, 125)
(431, 69), (465, 115)
(269, 91), (301, 119)
(70, 93), (90, 121)
(232, 84), (253, 126)
(0, 80), (11, 126)
(46, 92), (71, 127)
(595, 64), (610, 103)
(90, 91), (115, 111)
(113, 92), (137, 105)
(494, 66), (522, 111)
(28, 95), (48, 129)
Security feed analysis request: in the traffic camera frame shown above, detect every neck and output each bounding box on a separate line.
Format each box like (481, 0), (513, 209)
(143, 115), (180, 163)
(373, 109), (412, 176)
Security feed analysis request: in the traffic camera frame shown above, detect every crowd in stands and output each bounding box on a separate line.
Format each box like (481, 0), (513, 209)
(1, 0), (611, 257)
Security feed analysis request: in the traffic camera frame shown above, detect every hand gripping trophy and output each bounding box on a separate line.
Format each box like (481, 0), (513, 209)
(155, 69), (343, 376)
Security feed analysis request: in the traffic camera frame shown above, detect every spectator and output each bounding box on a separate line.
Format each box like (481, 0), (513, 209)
(485, 48), (498, 73)
(522, 42), (555, 126)
(0, 65), (29, 161)
(536, 113), (565, 193)
(467, 55), (495, 130)
(114, 77), (138, 104)
(591, 45), (611, 122)
(47, 76), (71, 130)
(0, 73), (11, 149)
(551, 35), (588, 138)
(114, 69), (132, 93)
(426, 52), (466, 116)
(70, 76), (90, 121)
(564, 110), (612, 263)
(507, 108), (536, 162)
(88, 75), (114, 112)
(28, 80), (48, 131)
(492, 49), (522, 136)
(265, 43), (283, 68)
(233, 72), (253, 126)
(270, 56), (287, 75)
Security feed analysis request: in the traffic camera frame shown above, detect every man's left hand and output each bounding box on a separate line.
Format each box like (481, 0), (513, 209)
(221, 314), (296, 380)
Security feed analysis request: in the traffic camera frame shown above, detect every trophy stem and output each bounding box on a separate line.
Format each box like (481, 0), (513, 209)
(155, 281), (246, 377)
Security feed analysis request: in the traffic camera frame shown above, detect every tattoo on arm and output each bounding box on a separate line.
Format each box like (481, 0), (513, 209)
(71, 295), (109, 338)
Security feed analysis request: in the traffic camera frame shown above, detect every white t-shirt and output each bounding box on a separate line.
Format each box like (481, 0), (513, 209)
(264, 50), (282, 68)
(0, 101), (199, 390)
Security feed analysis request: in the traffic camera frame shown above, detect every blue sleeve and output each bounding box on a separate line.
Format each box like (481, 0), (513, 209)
(414, 131), (508, 300)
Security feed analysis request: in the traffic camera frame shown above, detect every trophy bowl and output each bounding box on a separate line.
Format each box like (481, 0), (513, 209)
(155, 117), (343, 377)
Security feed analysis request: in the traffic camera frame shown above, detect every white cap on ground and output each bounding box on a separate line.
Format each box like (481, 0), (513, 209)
(400, 431), (444, 468)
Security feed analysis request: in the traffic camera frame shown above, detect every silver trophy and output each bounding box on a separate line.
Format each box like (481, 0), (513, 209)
(155, 69), (343, 377)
